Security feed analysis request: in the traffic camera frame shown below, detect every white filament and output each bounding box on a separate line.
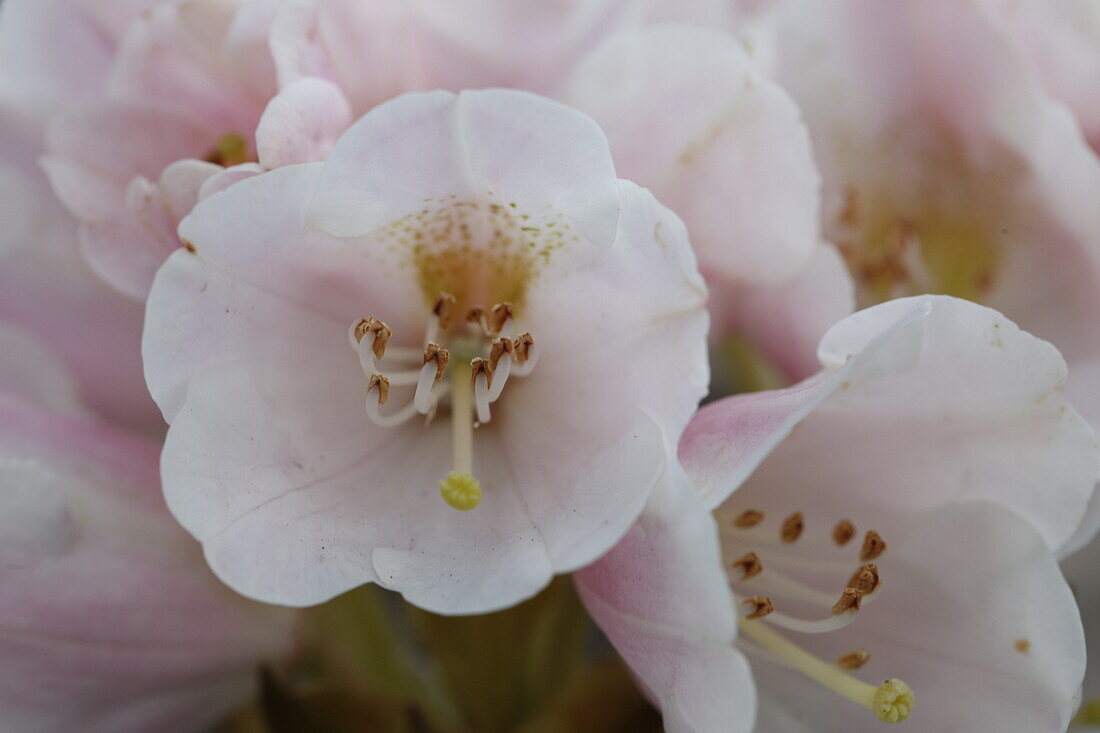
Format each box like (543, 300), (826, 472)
(414, 362), (438, 414)
(474, 371), (492, 424)
(365, 394), (419, 427)
(488, 356), (511, 402)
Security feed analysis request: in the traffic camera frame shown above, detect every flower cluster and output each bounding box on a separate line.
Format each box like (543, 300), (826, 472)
(2, 1), (1099, 731)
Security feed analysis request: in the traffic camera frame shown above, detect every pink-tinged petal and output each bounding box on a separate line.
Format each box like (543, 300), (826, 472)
(983, 0), (1100, 151)
(0, 396), (296, 733)
(710, 243), (855, 381)
(0, 325), (83, 415)
(688, 295), (1098, 553)
(681, 298), (930, 510)
(0, 113), (158, 432)
(576, 469), (755, 733)
(147, 93), (709, 613)
(256, 77), (352, 168)
(309, 90), (619, 245)
(752, 502), (1083, 732)
(43, 100), (215, 222)
(197, 162), (264, 201)
(566, 26), (819, 285)
(107, 0), (275, 135)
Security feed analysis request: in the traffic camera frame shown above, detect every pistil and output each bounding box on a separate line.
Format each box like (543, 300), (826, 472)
(739, 619), (914, 723)
(440, 359), (482, 511)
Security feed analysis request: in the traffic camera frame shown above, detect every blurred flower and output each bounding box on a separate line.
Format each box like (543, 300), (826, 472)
(142, 89), (709, 614)
(39, 0), (279, 299)
(741, 0), (1100, 428)
(579, 296), (1098, 731)
(0, 322), (297, 733)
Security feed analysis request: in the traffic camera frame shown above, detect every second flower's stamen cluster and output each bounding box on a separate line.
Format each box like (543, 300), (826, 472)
(723, 508), (913, 724)
(348, 293), (537, 511)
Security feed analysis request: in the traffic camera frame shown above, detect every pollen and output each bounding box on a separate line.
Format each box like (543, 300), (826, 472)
(742, 595), (774, 619)
(440, 471), (482, 511)
(860, 530), (887, 561)
(872, 679), (914, 723)
(731, 551), (763, 580)
(833, 519), (856, 545)
(781, 512), (804, 543)
(837, 649), (871, 670)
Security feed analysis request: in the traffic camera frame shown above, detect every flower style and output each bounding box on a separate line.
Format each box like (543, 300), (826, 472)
(578, 296), (1097, 732)
(0, 325), (296, 733)
(143, 89), (709, 614)
(742, 0), (1100, 425)
(40, 0), (281, 299)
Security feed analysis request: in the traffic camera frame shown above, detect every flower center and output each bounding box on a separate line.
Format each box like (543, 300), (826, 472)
(721, 508), (914, 724)
(348, 294), (537, 511)
(203, 132), (254, 167)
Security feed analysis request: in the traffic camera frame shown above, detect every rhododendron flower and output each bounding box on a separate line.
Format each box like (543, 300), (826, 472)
(40, 0), (281, 299)
(742, 0), (1100, 424)
(0, 328), (296, 733)
(579, 296), (1097, 731)
(272, 5), (849, 380)
(143, 89), (709, 614)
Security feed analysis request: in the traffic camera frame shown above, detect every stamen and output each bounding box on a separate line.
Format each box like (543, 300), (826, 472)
(831, 588), (864, 615)
(833, 519), (856, 546)
(487, 338), (513, 402)
(488, 302), (514, 336)
(731, 551), (763, 580)
(739, 620), (914, 723)
(433, 293), (457, 330)
(837, 650), (871, 670)
(365, 375), (420, 427)
(440, 360), (481, 510)
(511, 333), (538, 376)
(742, 596), (774, 619)
(423, 343), (450, 380)
(466, 307), (487, 335)
(860, 531), (887, 561)
(847, 564), (880, 595)
(781, 512), (805, 543)
(733, 510), (765, 528)
(414, 363), (438, 414)
(472, 358), (492, 423)
(764, 607), (862, 634)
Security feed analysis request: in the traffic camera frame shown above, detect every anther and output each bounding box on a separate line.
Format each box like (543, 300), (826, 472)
(733, 510), (765, 528)
(846, 564), (880, 595)
(367, 373), (390, 405)
(466, 307), (487, 334)
(513, 333), (534, 363)
(488, 302), (513, 335)
(488, 337), (514, 372)
(833, 519), (856, 546)
(781, 512), (804, 543)
(836, 649), (871, 670)
(873, 679), (914, 723)
(471, 358), (493, 389)
(860, 531), (887, 561)
(423, 343), (450, 382)
(433, 293), (457, 330)
(742, 596), (774, 619)
(831, 588), (864, 615)
(731, 551), (763, 580)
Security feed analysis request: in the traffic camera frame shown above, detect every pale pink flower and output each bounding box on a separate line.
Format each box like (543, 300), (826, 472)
(142, 89), (709, 614)
(579, 296), (1097, 731)
(0, 332), (297, 733)
(742, 0), (1100, 426)
(40, 0), (280, 299)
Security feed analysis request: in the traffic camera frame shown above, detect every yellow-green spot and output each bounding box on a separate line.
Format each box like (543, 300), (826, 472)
(440, 471), (482, 511)
(872, 679), (914, 724)
(207, 132), (251, 167)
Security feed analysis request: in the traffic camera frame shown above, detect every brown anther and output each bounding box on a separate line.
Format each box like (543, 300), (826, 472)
(733, 510), (764, 528)
(846, 564), (880, 595)
(357, 318), (391, 360)
(488, 302), (514, 334)
(367, 373), (390, 405)
(471, 358), (493, 389)
(833, 519), (856, 546)
(465, 307), (487, 334)
(860, 530), (887, 561)
(731, 551), (763, 580)
(836, 649), (871, 670)
(513, 333), (535, 363)
(422, 343), (450, 382)
(489, 337), (514, 371)
(433, 293), (457, 329)
(780, 512), (804, 543)
(741, 596), (774, 619)
(831, 588), (864, 615)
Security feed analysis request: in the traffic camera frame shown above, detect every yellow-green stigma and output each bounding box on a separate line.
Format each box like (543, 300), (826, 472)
(873, 679), (914, 723)
(440, 471), (482, 511)
(206, 132), (252, 167)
